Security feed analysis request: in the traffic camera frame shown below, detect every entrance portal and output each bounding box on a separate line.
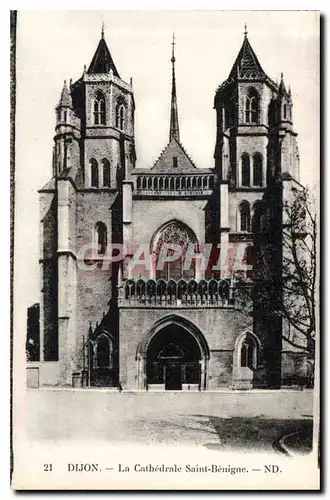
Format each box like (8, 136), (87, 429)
(146, 324), (202, 390)
(165, 363), (182, 390)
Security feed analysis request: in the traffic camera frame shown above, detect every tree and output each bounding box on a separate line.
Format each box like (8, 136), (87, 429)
(234, 183), (316, 373)
(280, 185), (316, 359)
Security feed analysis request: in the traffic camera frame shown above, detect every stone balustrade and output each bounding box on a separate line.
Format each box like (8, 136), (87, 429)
(134, 174), (215, 195)
(119, 277), (235, 307)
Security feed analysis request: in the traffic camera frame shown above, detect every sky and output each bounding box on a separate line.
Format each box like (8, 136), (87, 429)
(14, 10), (319, 332)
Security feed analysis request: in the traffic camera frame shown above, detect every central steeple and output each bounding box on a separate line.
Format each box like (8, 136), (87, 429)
(169, 33), (180, 142)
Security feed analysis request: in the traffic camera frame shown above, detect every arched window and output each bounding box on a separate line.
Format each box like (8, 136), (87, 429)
(253, 153), (263, 187)
(90, 159), (99, 188)
(245, 88), (259, 124)
(116, 104), (125, 130)
(239, 201), (251, 232)
(152, 220), (198, 280)
(95, 334), (113, 368)
(95, 222), (107, 255)
(102, 159), (110, 187)
(93, 91), (106, 125)
(240, 336), (257, 369)
(252, 201), (262, 233)
(241, 154), (250, 187)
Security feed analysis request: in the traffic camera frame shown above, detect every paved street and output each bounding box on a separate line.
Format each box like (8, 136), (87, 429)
(26, 389), (313, 453)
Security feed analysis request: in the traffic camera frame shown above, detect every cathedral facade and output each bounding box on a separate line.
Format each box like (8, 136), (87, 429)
(33, 28), (305, 391)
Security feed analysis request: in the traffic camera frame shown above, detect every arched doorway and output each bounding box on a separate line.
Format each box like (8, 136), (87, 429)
(137, 316), (209, 391)
(232, 330), (261, 390)
(89, 331), (115, 387)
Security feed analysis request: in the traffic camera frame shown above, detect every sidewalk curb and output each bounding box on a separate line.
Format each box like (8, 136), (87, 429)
(28, 387), (313, 394)
(273, 431), (301, 457)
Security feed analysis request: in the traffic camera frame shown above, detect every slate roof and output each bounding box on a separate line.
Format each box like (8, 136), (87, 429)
(216, 34), (278, 97)
(228, 35), (267, 81)
(87, 37), (120, 77)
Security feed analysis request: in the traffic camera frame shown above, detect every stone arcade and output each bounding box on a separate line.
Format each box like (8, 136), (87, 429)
(29, 27), (307, 390)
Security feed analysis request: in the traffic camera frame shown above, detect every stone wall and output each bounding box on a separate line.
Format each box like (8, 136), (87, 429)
(131, 198), (208, 252)
(118, 306), (251, 389)
(75, 191), (117, 369)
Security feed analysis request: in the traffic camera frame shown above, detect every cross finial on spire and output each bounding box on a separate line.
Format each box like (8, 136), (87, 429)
(171, 32), (176, 63)
(101, 20), (105, 39)
(244, 23), (248, 38)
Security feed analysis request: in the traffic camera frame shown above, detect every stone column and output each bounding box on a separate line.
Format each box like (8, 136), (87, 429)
(200, 358), (205, 391)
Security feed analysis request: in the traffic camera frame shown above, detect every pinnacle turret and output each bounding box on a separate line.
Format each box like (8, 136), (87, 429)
(58, 80), (72, 108)
(278, 73), (286, 95)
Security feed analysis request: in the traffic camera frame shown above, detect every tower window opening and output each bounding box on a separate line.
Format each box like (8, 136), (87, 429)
(102, 159), (111, 187)
(241, 154), (250, 187)
(239, 201), (251, 232)
(173, 156), (178, 168)
(116, 104), (125, 130)
(99, 99), (106, 125)
(252, 200), (265, 233)
(245, 88), (259, 124)
(90, 159), (99, 188)
(253, 153), (263, 187)
(95, 222), (107, 255)
(93, 91), (106, 126)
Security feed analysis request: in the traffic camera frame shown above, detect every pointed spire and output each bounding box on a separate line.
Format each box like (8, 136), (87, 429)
(169, 33), (180, 142)
(88, 33), (120, 77)
(226, 30), (267, 81)
(58, 80), (72, 107)
(101, 20), (105, 39)
(279, 72), (286, 95)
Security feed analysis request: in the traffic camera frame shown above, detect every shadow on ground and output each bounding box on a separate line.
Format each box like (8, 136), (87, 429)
(187, 415), (313, 454)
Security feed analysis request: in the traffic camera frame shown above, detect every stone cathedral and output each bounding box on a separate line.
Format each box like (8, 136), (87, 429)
(30, 28), (307, 391)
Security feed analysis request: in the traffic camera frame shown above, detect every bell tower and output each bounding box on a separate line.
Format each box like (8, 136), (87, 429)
(213, 26), (300, 389)
(68, 27), (136, 190)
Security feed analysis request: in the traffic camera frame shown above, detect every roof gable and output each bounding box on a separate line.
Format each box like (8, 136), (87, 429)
(150, 138), (197, 173)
